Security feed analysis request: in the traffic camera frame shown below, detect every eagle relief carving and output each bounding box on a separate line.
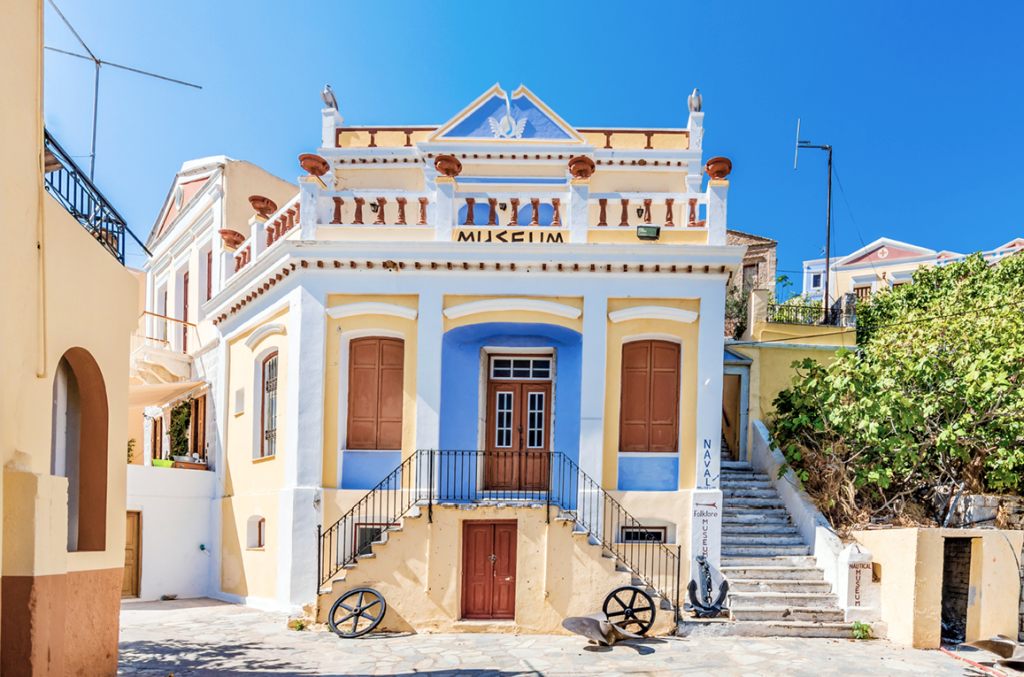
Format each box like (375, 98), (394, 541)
(487, 95), (527, 139)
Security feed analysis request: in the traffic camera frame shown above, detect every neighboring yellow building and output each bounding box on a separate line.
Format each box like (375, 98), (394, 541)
(0, 0), (139, 672)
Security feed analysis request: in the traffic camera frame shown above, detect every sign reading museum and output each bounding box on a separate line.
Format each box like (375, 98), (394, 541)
(454, 228), (565, 244)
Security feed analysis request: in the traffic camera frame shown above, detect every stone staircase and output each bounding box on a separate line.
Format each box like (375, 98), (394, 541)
(717, 451), (851, 638)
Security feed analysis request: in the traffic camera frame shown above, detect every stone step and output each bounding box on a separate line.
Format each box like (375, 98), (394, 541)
(728, 579), (833, 594)
(721, 480), (774, 489)
(721, 555), (818, 568)
(721, 566), (824, 581)
(722, 512), (792, 524)
(679, 620), (853, 639)
(724, 497), (786, 509)
(722, 534), (806, 546)
(721, 488), (780, 499)
(721, 544), (812, 557)
(730, 606), (845, 623)
(720, 471), (770, 480)
(721, 461), (753, 471)
(722, 524), (798, 535)
(728, 591), (837, 609)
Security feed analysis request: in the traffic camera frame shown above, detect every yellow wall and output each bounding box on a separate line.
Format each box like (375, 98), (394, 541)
(602, 298), (701, 489)
(443, 295), (583, 333)
(220, 307), (290, 598)
(322, 295), (419, 488)
(853, 528), (1023, 648)
(833, 258), (931, 297)
(750, 321), (856, 346)
(318, 504), (676, 635)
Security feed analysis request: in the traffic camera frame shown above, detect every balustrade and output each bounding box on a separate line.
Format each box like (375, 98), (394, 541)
(591, 194), (704, 228)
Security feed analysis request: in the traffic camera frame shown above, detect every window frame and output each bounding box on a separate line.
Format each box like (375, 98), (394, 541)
(618, 339), (681, 453)
(620, 526), (668, 544)
(259, 352), (279, 458)
(345, 337), (405, 451)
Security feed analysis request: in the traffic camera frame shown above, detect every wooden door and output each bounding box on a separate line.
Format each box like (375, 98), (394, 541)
(722, 374), (741, 460)
(484, 382), (551, 490)
(122, 511), (140, 598)
(461, 521), (517, 620)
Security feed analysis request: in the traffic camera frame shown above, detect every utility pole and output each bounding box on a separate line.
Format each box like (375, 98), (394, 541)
(794, 119), (834, 323)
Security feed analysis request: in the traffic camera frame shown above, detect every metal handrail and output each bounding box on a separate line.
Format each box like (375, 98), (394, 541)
(43, 130), (150, 264)
(317, 449), (682, 618)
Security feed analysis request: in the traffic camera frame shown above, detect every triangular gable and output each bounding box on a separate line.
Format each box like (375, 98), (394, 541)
(997, 237), (1024, 250)
(152, 176), (210, 242)
(429, 84), (583, 143)
(837, 237), (936, 266)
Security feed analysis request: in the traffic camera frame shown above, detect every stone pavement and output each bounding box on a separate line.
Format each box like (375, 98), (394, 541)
(119, 598), (977, 676)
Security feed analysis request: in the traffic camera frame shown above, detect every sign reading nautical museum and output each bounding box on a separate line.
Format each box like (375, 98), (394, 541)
(454, 228), (565, 244)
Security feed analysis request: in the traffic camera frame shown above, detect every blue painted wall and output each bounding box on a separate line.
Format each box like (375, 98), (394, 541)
(439, 322), (581, 458)
(617, 455), (679, 491)
(340, 450), (401, 490)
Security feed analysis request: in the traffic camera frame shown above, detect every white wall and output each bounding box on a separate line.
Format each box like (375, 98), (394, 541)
(126, 465), (216, 601)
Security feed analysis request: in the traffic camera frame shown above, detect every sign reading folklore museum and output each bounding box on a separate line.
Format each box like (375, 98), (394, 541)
(453, 227), (565, 244)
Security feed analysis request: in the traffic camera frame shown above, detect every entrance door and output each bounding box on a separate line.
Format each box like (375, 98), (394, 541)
(461, 521), (517, 620)
(484, 380), (552, 491)
(122, 511), (140, 598)
(722, 374), (741, 460)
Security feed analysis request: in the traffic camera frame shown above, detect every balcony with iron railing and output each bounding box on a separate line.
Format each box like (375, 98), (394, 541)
(765, 298), (856, 327)
(43, 130), (149, 264)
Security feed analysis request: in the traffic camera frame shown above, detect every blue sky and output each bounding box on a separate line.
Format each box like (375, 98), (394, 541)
(43, 1), (1024, 288)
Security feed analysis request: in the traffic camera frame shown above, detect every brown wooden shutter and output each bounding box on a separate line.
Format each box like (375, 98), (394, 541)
(347, 337), (404, 450)
(619, 340), (680, 453)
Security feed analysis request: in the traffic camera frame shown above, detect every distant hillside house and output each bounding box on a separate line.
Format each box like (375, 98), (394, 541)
(802, 236), (1024, 304)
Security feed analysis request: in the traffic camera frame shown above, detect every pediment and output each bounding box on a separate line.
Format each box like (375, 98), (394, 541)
(429, 84), (583, 144)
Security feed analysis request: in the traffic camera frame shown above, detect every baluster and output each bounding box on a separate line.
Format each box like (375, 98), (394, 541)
(332, 196), (344, 224)
(530, 198), (540, 226)
(664, 198), (675, 227)
(688, 198), (697, 226)
(642, 198), (652, 224)
(353, 197), (365, 225)
(509, 198), (520, 226)
(598, 198), (608, 227)
(396, 197), (407, 225)
(551, 198), (561, 227)
(619, 199), (630, 227)
(374, 197), (387, 225)
(265, 225), (274, 247)
(464, 198), (476, 225)
(418, 197), (428, 225)
(487, 198), (498, 225)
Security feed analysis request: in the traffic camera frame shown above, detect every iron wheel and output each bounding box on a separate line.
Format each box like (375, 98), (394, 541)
(602, 585), (656, 635)
(327, 587), (387, 638)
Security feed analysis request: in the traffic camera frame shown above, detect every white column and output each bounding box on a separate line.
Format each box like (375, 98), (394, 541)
(577, 294), (607, 482)
(415, 291), (444, 451)
(322, 107), (343, 148)
(706, 180), (728, 246)
(568, 181), (589, 243)
(687, 110), (704, 153)
(278, 287), (326, 609)
(433, 178), (455, 242)
(298, 179), (319, 239)
(695, 283), (725, 490)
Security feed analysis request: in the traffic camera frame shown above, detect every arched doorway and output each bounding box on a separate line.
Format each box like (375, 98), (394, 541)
(51, 347), (109, 552)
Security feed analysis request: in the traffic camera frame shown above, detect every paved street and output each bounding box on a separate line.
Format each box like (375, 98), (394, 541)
(119, 599), (979, 676)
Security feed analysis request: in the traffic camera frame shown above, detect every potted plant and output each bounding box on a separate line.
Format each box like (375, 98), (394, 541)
(152, 458), (174, 468)
(169, 400), (192, 462)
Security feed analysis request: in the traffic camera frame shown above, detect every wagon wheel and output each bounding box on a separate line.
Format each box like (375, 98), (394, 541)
(602, 585), (656, 635)
(328, 587), (387, 638)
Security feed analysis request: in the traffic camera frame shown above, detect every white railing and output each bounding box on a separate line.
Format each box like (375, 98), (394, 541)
(587, 192), (707, 229)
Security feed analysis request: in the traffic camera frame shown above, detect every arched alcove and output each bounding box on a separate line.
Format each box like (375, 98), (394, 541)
(51, 347), (109, 552)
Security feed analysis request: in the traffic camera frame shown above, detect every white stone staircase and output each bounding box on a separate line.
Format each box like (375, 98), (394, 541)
(717, 451), (851, 638)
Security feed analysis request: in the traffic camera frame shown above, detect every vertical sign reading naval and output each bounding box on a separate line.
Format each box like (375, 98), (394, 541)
(699, 437), (719, 489)
(690, 488), (723, 585)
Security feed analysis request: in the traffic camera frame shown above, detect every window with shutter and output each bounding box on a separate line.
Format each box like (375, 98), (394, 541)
(619, 340), (680, 453)
(347, 337), (405, 450)
(260, 353), (278, 457)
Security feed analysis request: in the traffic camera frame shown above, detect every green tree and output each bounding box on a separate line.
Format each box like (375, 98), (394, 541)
(769, 254), (1024, 528)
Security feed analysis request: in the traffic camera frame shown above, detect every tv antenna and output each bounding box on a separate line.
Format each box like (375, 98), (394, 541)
(794, 118), (833, 322)
(44, 0), (201, 179)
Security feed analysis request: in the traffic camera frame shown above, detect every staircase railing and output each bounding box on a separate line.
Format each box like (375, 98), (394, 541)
(318, 449), (683, 618)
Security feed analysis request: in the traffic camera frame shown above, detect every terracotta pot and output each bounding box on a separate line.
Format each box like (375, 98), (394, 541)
(218, 229), (246, 249)
(568, 155), (596, 180)
(298, 153), (330, 177)
(248, 194), (278, 218)
(705, 156), (732, 180)
(434, 154), (463, 178)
